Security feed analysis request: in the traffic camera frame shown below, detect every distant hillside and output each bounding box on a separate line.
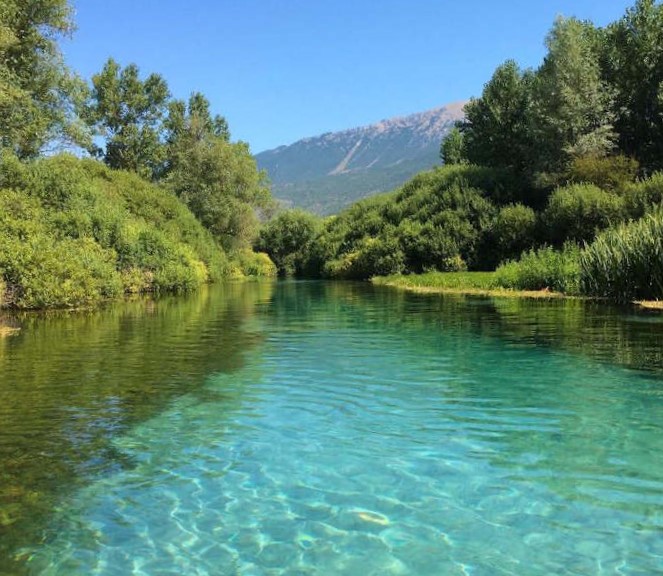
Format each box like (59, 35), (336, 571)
(255, 102), (466, 215)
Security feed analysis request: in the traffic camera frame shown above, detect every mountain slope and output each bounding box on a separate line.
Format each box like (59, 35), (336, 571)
(255, 101), (466, 215)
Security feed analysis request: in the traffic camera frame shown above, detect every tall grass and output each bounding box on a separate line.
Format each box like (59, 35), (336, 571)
(580, 210), (663, 301)
(495, 244), (582, 294)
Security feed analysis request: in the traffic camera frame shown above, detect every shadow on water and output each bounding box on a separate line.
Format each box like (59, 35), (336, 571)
(0, 282), (274, 575)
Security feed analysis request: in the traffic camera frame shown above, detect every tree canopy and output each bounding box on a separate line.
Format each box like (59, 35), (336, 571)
(0, 0), (90, 157)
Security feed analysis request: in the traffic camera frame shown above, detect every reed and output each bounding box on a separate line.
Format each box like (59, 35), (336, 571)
(580, 209), (663, 301)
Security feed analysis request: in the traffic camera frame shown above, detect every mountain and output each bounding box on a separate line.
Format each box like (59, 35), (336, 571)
(255, 101), (466, 215)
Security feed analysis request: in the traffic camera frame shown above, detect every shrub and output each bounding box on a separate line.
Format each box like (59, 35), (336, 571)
(256, 209), (321, 276)
(580, 210), (663, 302)
(542, 183), (625, 244)
(234, 250), (277, 277)
(624, 172), (663, 219)
(0, 235), (122, 309)
(0, 153), (241, 308)
(480, 203), (537, 268)
(495, 244), (581, 294)
(568, 154), (639, 192)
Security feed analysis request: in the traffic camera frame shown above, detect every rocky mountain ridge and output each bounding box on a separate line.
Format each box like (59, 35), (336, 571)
(255, 101), (466, 214)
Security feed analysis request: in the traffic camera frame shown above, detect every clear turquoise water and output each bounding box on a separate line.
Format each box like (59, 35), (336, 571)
(2, 282), (663, 574)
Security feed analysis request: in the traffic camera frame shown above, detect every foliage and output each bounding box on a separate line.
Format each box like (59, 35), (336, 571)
(495, 244), (582, 294)
(580, 209), (663, 301)
(229, 250), (277, 278)
(567, 154), (639, 191)
(542, 183), (625, 244)
(603, 0), (663, 171)
(440, 127), (466, 165)
(0, 153), (241, 308)
(461, 60), (534, 175)
(374, 271), (498, 291)
(256, 209), (321, 276)
(532, 17), (615, 171)
(0, 0), (90, 157)
(165, 137), (271, 250)
(308, 166), (502, 279)
(84, 58), (170, 179)
(481, 203), (537, 268)
(623, 172), (663, 218)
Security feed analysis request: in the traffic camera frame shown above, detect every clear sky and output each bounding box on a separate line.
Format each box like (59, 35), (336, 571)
(64, 1), (634, 153)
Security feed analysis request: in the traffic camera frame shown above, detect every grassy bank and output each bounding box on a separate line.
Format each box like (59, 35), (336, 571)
(372, 272), (567, 299)
(373, 272), (663, 312)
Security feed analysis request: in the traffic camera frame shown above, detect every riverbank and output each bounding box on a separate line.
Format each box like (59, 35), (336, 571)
(372, 271), (569, 300)
(372, 272), (663, 311)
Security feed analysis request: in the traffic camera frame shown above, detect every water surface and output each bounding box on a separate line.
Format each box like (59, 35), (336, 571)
(1, 282), (663, 575)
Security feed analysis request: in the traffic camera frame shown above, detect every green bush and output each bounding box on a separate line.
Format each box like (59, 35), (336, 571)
(0, 235), (122, 309)
(481, 203), (537, 268)
(233, 250), (277, 278)
(568, 154), (639, 192)
(580, 210), (663, 301)
(542, 183), (625, 244)
(624, 172), (663, 219)
(256, 209), (321, 276)
(495, 244), (581, 294)
(323, 235), (405, 279)
(310, 166), (499, 278)
(0, 153), (242, 308)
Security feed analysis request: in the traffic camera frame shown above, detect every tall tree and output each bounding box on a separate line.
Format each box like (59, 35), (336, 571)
(603, 0), (663, 171)
(0, 0), (90, 157)
(85, 58), (170, 179)
(532, 17), (615, 172)
(164, 94), (271, 249)
(165, 92), (229, 150)
(461, 60), (534, 174)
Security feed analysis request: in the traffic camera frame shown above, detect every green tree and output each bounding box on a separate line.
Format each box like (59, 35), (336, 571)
(461, 60), (534, 175)
(532, 17), (615, 173)
(0, 0), (90, 157)
(85, 58), (170, 179)
(440, 127), (466, 165)
(542, 183), (625, 244)
(163, 92), (229, 176)
(481, 203), (537, 268)
(256, 209), (321, 276)
(603, 0), (663, 171)
(165, 136), (271, 250)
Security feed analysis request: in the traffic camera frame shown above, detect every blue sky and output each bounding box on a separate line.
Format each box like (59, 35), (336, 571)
(65, 1), (633, 153)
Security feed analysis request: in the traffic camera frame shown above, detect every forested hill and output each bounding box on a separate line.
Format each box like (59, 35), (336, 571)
(255, 102), (465, 215)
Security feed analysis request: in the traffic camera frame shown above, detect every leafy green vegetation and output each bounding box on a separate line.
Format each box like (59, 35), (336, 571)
(0, 0), (91, 158)
(0, 153), (272, 309)
(374, 271), (498, 292)
(580, 210), (663, 302)
(495, 244), (582, 295)
(256, 209), (321, 276)
(0, 1), (276, 309)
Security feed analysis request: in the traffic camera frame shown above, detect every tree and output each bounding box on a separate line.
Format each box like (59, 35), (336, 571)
(256, 209), (321, 275)
(162, 91), (270, 249)
(165, 135), (271, 250)
(163, 92), (229, 178)
(0, 0), (90, 157)
(440, 127), (466, 165)
(85, 58), (170, 179)
(603, 0), (663, 171)
(165, 92), (229, 145)
(532, 17), (615, 173)
(461, 60), (534, 174)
